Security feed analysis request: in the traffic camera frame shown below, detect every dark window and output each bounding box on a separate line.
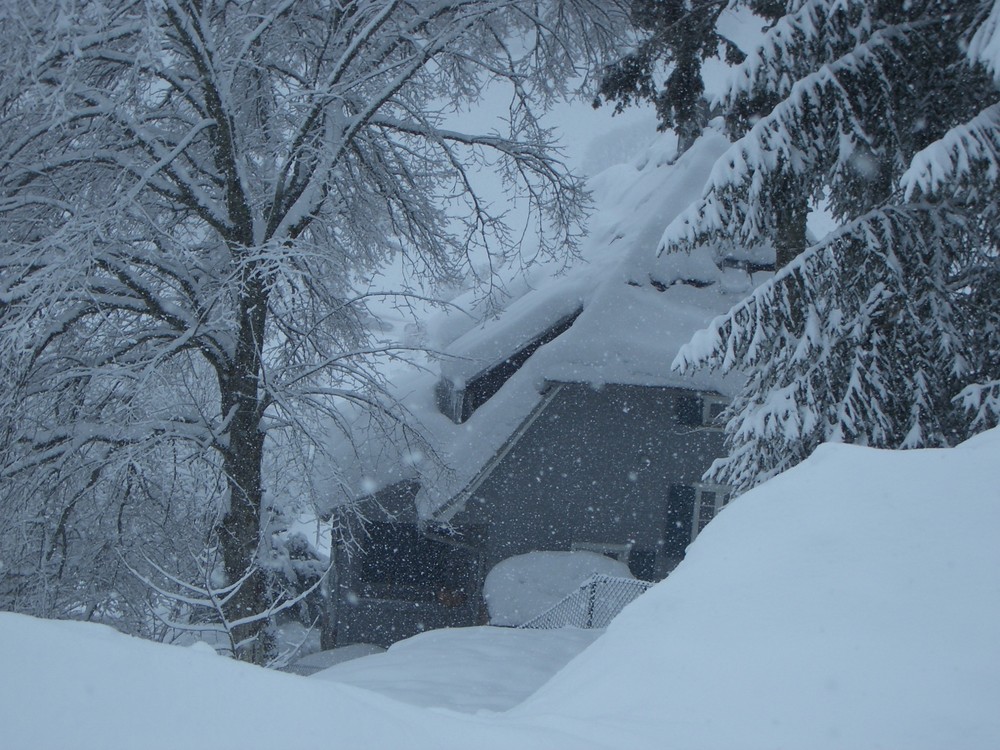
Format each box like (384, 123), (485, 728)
(707, 400), (727, 424)
(357, 523), (473, 604)
(676, 393), (728, 427)
(675, 395), (703, 426)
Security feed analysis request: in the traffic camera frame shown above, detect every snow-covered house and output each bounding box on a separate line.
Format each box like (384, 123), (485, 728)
(325, 130), (771, 647)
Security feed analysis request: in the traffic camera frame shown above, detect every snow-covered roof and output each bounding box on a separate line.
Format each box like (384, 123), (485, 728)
(438, 127), (749, 389)
(317, 126), (768, 519)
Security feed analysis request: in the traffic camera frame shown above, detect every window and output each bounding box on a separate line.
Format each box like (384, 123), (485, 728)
(664, 483), (733, 558)
(674, 393), (728, 429)
(692, 483), (733, 537)
(664, 484), (696, 557)
(674, 394), (703, 426)
(704, 397), (727, 427)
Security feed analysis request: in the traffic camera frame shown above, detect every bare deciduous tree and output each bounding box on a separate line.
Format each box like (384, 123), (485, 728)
(0, 0), (628, 662)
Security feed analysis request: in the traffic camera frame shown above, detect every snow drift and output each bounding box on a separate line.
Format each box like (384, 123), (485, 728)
(2, 431), (999, 749)
(518, 430), (1000, 749)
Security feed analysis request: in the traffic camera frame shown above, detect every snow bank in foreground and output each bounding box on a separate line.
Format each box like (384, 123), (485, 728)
(2, 432), (999, 749)
(518, 430), (1000, 749)
(312, 626), (600, 712)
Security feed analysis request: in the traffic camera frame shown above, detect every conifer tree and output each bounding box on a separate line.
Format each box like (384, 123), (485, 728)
(666, 0), (1000, 490)
(596, 0), (756, 150)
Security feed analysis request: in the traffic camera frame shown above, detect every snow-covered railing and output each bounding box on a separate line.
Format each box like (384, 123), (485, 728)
(517, 575), (653, 630)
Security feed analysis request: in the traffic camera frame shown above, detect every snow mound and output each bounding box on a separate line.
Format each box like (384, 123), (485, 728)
(517, 429), (1000, 750)
(2, 430), (999, 749)
(286, 643), (384, 676)
(311, 625), (600, 712)
(484, 550), (633, 626)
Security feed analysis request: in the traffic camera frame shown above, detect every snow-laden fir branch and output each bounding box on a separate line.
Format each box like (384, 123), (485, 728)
(665, 0), (998, 493)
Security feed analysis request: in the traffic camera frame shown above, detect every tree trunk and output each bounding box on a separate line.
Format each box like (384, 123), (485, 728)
(319, 542), (340, 651)
(216, 274), (274, 664)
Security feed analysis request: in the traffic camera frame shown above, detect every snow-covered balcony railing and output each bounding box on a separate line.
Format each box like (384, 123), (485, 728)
(518, 575), (653, 630)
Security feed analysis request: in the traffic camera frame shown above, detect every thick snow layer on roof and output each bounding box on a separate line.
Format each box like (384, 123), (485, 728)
(438, 277), (587, 385)
(526, 279), (744, 390)
(315, 127), (761, 515)
(3, 430), (998, 749)
(414, 129), (758, 515)
(438, 126), (744, 386)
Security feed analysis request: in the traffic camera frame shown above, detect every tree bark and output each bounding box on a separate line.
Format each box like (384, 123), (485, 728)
(216, 273), (274, 663)
(774, 193), (808, 270)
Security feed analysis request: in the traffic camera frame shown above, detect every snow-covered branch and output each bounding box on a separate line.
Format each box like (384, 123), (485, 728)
(0, 0), (630, 662)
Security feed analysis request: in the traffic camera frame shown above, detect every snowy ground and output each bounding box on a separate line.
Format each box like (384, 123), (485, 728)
(2, 429), (999, 749)
(311, 626), (601, 713)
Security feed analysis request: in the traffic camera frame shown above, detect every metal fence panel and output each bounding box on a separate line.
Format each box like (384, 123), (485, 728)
(517, 575), (653, 629)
